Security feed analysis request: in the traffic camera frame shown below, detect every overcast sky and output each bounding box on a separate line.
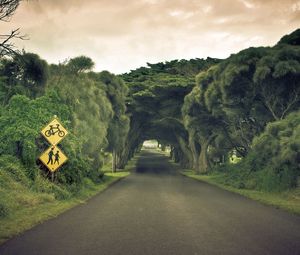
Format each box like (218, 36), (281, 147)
(1, 0), (299, 73)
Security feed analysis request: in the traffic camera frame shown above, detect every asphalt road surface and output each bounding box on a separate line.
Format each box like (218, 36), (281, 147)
(0, 150), (300, 255)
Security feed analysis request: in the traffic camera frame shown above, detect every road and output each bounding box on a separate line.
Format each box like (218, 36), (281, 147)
(0, 150), (299, 255)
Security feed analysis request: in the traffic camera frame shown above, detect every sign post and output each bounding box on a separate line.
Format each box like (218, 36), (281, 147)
(39, 116), (69, 181)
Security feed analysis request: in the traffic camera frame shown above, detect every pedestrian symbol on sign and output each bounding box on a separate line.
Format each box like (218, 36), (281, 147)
(47, 147), (54, 165)
(54, 150), (60, 164)
(39, 146), (67, 172)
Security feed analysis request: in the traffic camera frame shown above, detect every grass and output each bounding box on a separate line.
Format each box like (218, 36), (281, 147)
(181, 170), (300, 216)
(0, 157), (134, 245)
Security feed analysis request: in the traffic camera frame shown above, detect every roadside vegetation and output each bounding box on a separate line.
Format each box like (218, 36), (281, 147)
(0, 53), (133, 243)
(0, 154), (131, 244)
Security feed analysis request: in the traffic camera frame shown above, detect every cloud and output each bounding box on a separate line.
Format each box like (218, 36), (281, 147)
(0, 0), (299, 73)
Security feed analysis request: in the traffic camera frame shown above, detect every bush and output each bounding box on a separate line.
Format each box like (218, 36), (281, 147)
(259, 166), (297, 192)
(88, 168), (105, 184)
(50, 185), (71, 200)
(0, 202), (9, 218)
(33, 174), (71, 200)
(239, 110), (300, 191)
(0, 155), (31, 188)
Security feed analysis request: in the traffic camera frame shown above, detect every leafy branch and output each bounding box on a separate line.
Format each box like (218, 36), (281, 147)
(0, 0), (28, 57)
(0, 0), (20, 21)
(0, 28), (28, 57)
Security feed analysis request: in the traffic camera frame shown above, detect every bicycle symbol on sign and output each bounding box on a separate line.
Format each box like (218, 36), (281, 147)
(44, 124), (65, 137)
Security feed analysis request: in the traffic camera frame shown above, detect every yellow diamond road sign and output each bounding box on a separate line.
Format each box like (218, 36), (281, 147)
(41, 118), (68, 145)
(39, 146), (68, 172)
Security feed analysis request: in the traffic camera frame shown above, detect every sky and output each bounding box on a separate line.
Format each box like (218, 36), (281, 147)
(1, 0), (299, 74)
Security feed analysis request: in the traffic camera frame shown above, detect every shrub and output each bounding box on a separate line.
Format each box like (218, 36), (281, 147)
(0, 155), (31, 188)
(50, 185), (71, 200)
(239, 110), (300, 191)
(0, 202), (9, 218)
(33, 174), (71, 200)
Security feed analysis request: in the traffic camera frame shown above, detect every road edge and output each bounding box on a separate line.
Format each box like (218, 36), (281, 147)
(0, 172), (131, 245)
(180, 171), (300, 216)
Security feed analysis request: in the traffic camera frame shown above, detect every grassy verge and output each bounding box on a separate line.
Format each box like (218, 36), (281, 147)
(181, 170), (300, 216)
(0, 159), (134, 245)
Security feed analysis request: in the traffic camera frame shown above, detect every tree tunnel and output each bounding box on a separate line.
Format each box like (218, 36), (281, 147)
(117, 42), (300, 175)
(116, 59), (221, 172)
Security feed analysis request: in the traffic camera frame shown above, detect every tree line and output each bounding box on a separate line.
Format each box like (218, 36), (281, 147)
(0, 0), (299, 192)
(0, 54), (129, 185)
(122, 29), (300, 192)
(1, 30), (298, 191)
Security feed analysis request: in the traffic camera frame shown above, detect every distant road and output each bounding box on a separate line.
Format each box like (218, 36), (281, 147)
(0, 150), (299, 255)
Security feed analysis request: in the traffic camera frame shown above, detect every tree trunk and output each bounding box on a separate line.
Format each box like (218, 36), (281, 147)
(118, 122), (142, 168)
(170, 146), (174, 159)
(112, 149), (117, 173)
(176, 135), (193, 168)
(173, 148), (180, 163)
(198, 134), (216, 174)
(118, 152), (127, 169)
(188, 131), (200, 174)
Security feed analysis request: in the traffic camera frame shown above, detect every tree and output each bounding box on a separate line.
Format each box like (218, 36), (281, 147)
(97, 71), (129, 172)
(182, 29), (300, 175)
(67, 56), (94, 74)
(0, 0), (27, 57)
(0, 0), (20, 21)
(277, 28), (300, 46)
(121, 58), (220, 168)
(0, 52), (49, 101)
(47, 59), (114, 181)
(182, 73), (223, 174)
(239, 110), (300, 191)
(254, 45), (300, 120)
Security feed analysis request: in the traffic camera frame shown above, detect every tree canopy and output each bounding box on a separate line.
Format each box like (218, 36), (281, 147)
(120, 58), (221, 168)
(0, 26), (299, 193)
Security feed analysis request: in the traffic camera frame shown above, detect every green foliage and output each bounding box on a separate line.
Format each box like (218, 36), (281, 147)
(278, 28), (300, 46)
(48, 64), (116, 176)
(97, 71), (130, 154)
(225, 110), (300, 192)
(0, 52), (49, 100)
(181, 29), (300, 181)
(122, 58), (220, 168)
(252, 111), (299, 190)
(67, 56), (94, 73)
(0, 92), (70, 179)
(123, 58), (220, 79)
(183, 38), (300, 172)
(0, 154), (70, 221)
(253, 45), (300, 120)
(0, 52), (131, 185)
(0, 155), (31, 188)
(0, 155), (41, 219)
(0, 202), (9, 218)
(33, 174), (71, 200)
(0, 27), (299, 214)
(0, 44), (127, 223)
